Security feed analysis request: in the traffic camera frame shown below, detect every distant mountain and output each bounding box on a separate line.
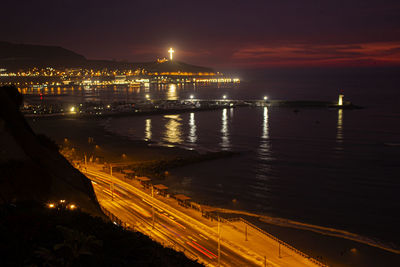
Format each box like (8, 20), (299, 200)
(0, 41), (86, 69)
(0, 41), (215, 73)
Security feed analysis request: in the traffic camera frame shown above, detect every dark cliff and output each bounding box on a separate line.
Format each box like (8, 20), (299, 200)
(0, 85), (102, 216)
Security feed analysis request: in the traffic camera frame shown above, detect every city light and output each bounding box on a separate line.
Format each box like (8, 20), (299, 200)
(264, 96), (268, 100)
(48, 203), (55, 208)
(190, 94), (194, 99)
(69, 204), (76, 210)
(145, 94), (150, 99)
(70, 106), (75, 113)
(223, 95), (227, 100)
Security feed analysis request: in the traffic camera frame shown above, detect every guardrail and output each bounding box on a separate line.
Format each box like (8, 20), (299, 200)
(224, 217), (328, 267)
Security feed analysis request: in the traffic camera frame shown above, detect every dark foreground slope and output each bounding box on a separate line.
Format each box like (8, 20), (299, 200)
(0, 85), (201, 266)
(0, 85), (102, 215)
(0, 201), (200, 266)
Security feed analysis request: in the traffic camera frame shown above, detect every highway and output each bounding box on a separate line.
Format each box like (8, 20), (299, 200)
(83, 167), (260, 267)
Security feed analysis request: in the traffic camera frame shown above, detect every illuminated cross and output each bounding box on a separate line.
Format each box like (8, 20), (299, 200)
(168, 47), (175, 60)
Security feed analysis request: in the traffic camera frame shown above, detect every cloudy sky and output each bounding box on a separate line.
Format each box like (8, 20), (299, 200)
(2, 0), (400, 68)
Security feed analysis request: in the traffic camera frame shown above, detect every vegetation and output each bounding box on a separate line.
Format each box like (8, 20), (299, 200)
(127, 151), (238, 179)
(0, 201), (201, 266)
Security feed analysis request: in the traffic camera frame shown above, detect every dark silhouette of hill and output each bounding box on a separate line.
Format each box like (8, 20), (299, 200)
(0, 41), (215, 73)
(0, 41), (86, 69)
(145, 60), (214, 73)
(0, 85), (102, 216)
(0, 201), (201, 266)
(0, 85), (201, 266)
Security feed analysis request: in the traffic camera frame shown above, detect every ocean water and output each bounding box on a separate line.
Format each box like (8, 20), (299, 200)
(26, 68), (400, 245)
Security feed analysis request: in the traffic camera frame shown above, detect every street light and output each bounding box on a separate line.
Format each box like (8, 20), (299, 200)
(145, 94), (150, 99)
(263, 96), (268, 100)
(190, 94), (194, 99)
(223, 95), (227, 100)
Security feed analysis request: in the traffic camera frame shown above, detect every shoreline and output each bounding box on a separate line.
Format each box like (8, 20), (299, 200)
(213, 207), (400, 255)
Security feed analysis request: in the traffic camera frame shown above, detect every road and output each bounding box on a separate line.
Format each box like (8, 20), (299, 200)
(84, 167), (260, 267)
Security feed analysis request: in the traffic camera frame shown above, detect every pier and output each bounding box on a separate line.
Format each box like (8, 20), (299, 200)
(22, 97), (359, 118)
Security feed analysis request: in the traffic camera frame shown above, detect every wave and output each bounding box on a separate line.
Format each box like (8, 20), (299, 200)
(215, 207), (400, 255)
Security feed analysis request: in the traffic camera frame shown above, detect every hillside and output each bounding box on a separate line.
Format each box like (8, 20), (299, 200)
(0, 85), (102, 215)
(0, 85), (201, 266)
(0, 41), (86, 69)
(0, 41), (215, 73)
(0, 201), (200, 266)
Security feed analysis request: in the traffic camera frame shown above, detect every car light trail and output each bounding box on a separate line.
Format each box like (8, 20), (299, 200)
(199, 233), (209, 240)
(160, 213), (186, 229)
(186, 241), (215, 259)
(130, 202), (152, 218)
(160, 223), (182, 238)
(192, 240), (218, 258)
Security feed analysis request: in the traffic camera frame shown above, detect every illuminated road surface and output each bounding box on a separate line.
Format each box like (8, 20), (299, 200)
(81, 166), (322, 267)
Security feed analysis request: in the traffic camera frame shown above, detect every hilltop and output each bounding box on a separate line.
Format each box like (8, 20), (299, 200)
(0, 41), (215, 73)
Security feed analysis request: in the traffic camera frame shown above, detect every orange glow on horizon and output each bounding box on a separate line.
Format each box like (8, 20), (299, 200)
(232, 42), (400, 67)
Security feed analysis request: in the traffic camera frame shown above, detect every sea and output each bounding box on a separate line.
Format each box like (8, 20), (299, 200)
(24, 67), (400, 248)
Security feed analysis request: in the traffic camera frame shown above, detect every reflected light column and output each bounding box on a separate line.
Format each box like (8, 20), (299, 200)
(255, 107), (273, 183)
(259, 107), (271, 158)
(336, 109), (343, 149)
(145, 118), (152, 140)
(188, 113), (197, 143)
(220, 108), (230, 150)
(163, 114), (183, 144)
(167, 84), (178, 100)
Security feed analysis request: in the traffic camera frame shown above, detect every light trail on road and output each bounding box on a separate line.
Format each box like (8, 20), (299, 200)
(85, 168), (261, 266)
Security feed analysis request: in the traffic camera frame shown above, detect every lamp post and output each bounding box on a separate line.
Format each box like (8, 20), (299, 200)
(152, 185), (155, 229)
(110, 164), (114, 201)
(218, 216), (221, 266)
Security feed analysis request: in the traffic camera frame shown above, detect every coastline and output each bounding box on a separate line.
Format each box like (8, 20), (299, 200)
(27, 115), (400, 266)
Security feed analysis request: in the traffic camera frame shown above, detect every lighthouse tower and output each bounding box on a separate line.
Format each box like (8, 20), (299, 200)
(338, 94), (344, 106)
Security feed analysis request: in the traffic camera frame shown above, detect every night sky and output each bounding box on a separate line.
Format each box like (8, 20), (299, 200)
(2, 0), (400, 68)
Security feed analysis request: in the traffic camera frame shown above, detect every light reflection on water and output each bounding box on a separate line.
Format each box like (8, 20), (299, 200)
(188, 113), (197, 143)
(259, 107), (271, 158)
(167, 84), (178, 100)
(336, 109), (343, 150)
(252, 107), (273, 194)
(145, 118), (152, 140)
(163, 114), (183, 144)
(220, 108), (230, 150)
